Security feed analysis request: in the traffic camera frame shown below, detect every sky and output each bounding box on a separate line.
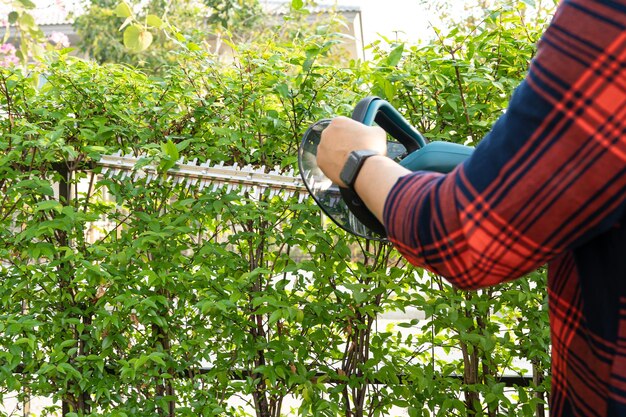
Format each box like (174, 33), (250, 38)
(345, 0), (432, 45)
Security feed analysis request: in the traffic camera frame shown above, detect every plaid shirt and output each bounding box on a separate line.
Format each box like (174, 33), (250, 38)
(383, 1), (626, 415)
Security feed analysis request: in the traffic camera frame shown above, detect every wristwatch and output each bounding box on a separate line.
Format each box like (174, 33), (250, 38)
(339, 149), (379, 190)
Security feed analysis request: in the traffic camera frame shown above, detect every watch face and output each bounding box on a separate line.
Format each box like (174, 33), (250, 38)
(298, 119), (405, 240)
(339, 151), (361, 188)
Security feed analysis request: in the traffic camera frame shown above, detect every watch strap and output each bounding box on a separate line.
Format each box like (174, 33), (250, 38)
(339, 149), (379, 190)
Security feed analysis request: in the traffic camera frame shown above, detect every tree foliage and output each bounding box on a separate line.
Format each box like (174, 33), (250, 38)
(73, 0), (266, 70)
(1, 3), (554, 416)
(73, 0), (206, 69)
(204, 0), (263, 33)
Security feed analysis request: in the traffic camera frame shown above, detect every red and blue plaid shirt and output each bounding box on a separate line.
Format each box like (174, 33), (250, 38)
(383, 1), (626, 415)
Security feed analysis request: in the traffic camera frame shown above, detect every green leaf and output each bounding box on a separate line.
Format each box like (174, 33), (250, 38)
(275, 83), (290, 98)
(162, 139), (179, 160)
(57, 363), (81, 379)
(134, 355), (149, 370)
(269, 310), (282, 326)
(16, 179), (54, 196)
(292, 0), (303, 10)
(119, 16), (133, 31)
(102, 337), (113, 350)
(386, 43), (404, 67)
(146, 14), (164, 29)
(408, 407), (420, 417)
(8, 11), (18, 24)
(149, 352), (166, 366)
(35, 200), (62, 214)
(114, 2), (132, 18)
(17, 0), (36, 9)
(123, 24), (153, 53)
(187, 42), (201, 51)
(17, 12), (35, 29)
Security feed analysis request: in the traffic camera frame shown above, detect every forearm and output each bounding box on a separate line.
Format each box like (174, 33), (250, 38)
(353, 155), (411, 224)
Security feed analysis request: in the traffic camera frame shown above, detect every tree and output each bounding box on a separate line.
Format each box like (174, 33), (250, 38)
(418, 0), (558, 33)
(73, 0), (201, 70)
(204, 0), (263, 36)
(73, 0), (267, 71)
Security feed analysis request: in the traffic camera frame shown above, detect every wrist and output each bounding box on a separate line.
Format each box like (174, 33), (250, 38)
(354, 154), (389, 192)
(354, 155), (410, 224)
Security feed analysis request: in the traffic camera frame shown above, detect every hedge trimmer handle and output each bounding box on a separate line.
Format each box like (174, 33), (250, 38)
(352, 96), (473, 173)
(340, 97), (474, 238)
(351, 96), (427, 153)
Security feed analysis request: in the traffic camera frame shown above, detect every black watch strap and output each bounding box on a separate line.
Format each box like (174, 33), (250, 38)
(339, 150), (379, 190)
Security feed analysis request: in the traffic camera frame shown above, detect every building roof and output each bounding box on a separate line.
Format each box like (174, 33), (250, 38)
(0, 0), (359, 29)
(0, 0), (83, 26)
(262, 1), (360, 15)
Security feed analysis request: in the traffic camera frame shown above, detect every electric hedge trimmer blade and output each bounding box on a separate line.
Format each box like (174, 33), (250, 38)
(98, 151), (308, 201)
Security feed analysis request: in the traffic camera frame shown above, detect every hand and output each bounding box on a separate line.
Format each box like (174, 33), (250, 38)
(316, 116), (387, 187)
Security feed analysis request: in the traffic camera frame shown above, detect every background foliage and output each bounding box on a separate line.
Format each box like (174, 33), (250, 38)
(74, 0), (266, 71)
(1, 1), (553, 416)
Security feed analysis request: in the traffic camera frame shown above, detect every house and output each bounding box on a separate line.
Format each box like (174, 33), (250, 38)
(1, 0), (82, 45)
(261, 0), (364, 60)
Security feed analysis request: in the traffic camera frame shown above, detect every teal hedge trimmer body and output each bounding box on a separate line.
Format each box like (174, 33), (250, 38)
(298, 96), (474, 240)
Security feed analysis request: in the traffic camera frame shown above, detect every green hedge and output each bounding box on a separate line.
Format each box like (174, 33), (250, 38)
(0, 6), (551, 417)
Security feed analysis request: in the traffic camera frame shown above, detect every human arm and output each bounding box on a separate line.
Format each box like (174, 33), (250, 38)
(317, 0), (626, 289)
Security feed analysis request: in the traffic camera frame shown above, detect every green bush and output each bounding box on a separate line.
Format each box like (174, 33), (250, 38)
(0, 4), (551, 416)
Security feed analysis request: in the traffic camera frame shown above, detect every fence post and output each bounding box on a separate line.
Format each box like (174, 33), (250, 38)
(57, 163), (92, 415)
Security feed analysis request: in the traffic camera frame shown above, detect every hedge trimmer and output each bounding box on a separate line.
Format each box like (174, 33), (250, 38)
(97, 151), (309, 202)
(96, 97), (474, 240)
(298, 96), (475, 240)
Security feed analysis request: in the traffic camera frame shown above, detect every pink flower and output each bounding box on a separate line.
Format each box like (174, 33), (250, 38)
(0, 55), (19, 67)
(0, 43), (16, 54)
(48, 31), (70, 48)
(0, 43), (17, 67)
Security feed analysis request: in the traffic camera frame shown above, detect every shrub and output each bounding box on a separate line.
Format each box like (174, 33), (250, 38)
(0, 4), (551, 416)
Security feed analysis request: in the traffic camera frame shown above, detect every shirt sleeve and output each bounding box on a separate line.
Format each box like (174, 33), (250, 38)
(383, 0), (626, 290)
